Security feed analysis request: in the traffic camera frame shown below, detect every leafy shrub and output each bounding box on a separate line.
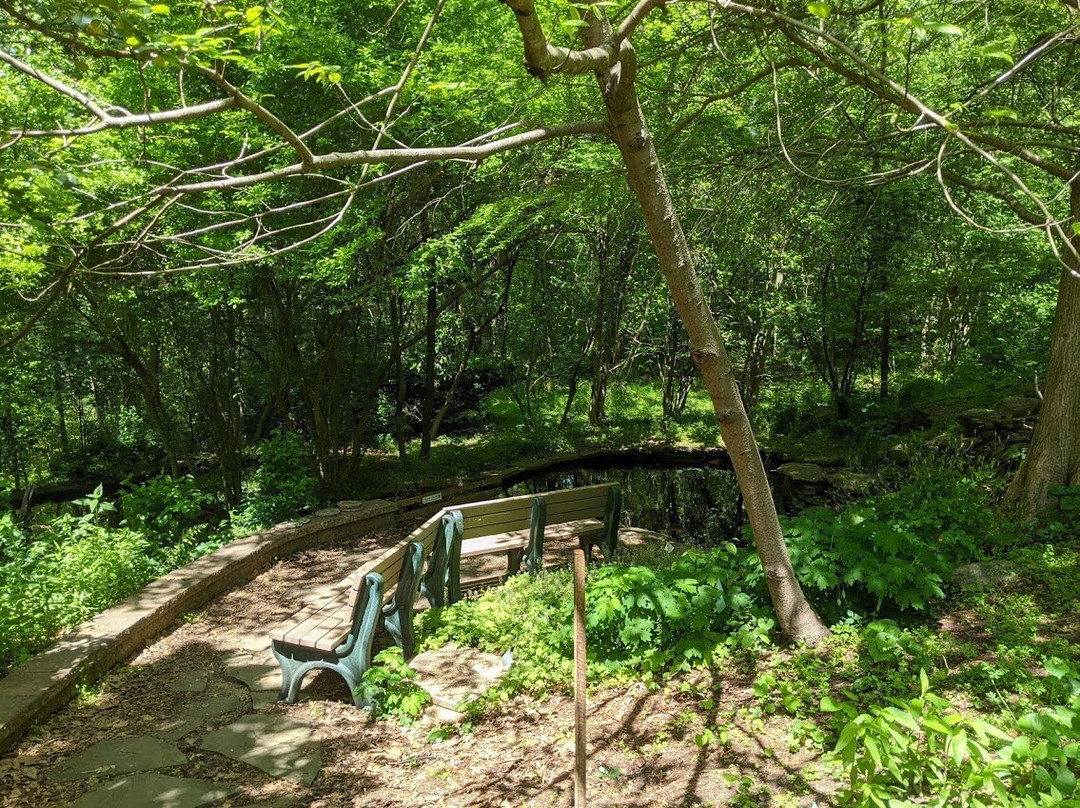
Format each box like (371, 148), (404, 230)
(238, 429), (316, 528)
(122, 474), (210, 545)
(356, 647), (432, 722)
(586, 550), (729, 670)
(862, 618), (922, 664)
(418, 568), (574, 694)
(420, 548), (741, 697)
(0, 488), (158, 674)
(0, 485), (229, 675)
(826, 664), (1080, 808)
(726, 470), (989, 619)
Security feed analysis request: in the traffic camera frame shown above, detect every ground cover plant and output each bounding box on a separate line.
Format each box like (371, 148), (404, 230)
(0, 479), (228, 674)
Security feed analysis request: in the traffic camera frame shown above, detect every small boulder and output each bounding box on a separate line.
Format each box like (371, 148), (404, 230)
(957, 408), (1003, 434)
(775, 462), (829, 485)
(828, 471), (876, 492)
(995, 396), (1041, 419)
(887, 443), (913, 465)
(952, 560), (1017, 588)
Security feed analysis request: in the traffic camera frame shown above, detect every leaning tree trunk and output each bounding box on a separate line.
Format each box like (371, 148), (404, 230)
(1004, 182), (1080, 516)
(505, 0), (828, 643)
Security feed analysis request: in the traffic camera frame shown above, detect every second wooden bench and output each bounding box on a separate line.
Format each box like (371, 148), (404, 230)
(426, 483), (622, 605)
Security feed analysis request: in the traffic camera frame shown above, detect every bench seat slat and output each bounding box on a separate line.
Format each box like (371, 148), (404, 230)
(307, 607), (354, 651)
(460, 518), (603, 558)
(275, 601), (346, 646)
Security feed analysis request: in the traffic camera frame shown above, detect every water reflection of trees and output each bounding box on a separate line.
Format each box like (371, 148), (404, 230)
(510, 467), (769, 549)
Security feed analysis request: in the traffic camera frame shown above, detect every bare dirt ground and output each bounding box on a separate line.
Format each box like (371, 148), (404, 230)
(0, 520), (840, 808)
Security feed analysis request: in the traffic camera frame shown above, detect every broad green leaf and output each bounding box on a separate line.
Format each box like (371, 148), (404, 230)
(926, 22), (963, 36)
(807, 2), (831, 18)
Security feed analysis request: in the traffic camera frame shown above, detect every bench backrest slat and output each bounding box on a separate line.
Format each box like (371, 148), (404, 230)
(455, 483), (613, 538)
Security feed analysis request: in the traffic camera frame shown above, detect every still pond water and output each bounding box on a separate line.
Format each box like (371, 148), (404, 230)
(506, 465), (794, 549)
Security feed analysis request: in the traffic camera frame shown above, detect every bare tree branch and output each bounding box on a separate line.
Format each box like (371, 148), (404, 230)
(194, 66), (315, 166)
(169, 120), (607, 194)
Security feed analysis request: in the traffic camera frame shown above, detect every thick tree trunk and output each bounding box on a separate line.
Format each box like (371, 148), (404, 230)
(575, 18), (828, 643)
(1005, 186), (1080, 516)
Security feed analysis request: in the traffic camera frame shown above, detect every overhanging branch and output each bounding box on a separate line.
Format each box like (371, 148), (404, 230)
(171, 120), (607, 194)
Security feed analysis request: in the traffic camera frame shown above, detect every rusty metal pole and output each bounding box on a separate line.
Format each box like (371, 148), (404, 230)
(573, 548), (587, 808)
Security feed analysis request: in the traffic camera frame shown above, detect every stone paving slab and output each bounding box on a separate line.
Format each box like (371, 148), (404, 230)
(152, 693), (244, 741)
(168, 672), (208, 693)
(409, 645), (507, 711)
(68, 772), (237, 808)
(201, 714), (321, 785)
(48, 736), (188, 783)
(223, 654), (281, 693)
(251, 691), (280, 712)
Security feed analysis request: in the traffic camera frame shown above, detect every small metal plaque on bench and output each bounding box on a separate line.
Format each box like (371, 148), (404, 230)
(421, 492), (444, 505)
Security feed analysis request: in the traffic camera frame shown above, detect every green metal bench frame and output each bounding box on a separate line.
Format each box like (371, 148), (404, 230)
(271, 539), (424, 708)
(421, 511), (463, 608)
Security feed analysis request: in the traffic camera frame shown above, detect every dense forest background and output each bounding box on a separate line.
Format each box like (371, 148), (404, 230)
(3, 0), (1072, 516)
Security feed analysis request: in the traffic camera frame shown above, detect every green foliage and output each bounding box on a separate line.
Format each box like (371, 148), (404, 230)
(0, 488), (157, 673)
(0, 484), (230, 675)
(419, 548), (747, 697)
(122, 474), (210, 544)
(356, 647), (431, 723)
(827, 664), (1080, 808)
(586, 550), (729, 671)
(1045, 485), (1080, 538)
(725, 467), (990, 619)
(238, 430), (317, 529)
(418, 568), (575, 696)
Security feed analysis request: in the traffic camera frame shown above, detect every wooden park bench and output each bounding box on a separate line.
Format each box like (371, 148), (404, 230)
(268, 482), (621, 705)
(430, 483), (622, 605)
(269, 510), (458, 707)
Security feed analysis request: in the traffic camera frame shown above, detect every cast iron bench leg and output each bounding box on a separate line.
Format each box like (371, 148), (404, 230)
(382, 541), (424, 660)
(272, 571), (385, 707)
